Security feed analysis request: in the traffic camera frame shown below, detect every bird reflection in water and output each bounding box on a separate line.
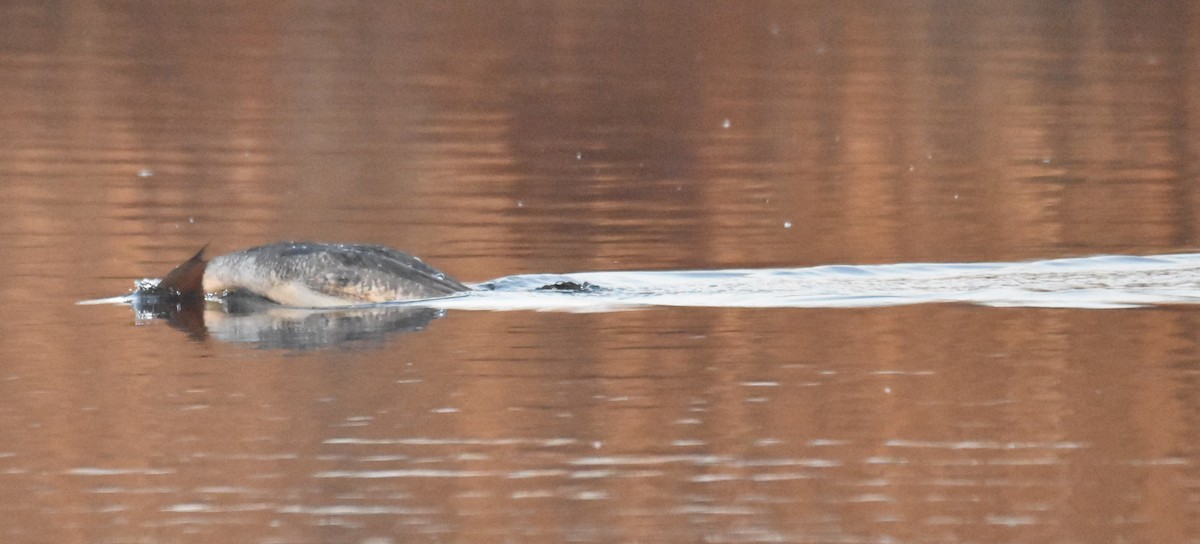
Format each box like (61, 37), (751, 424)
(129, 286), (447, 350)
(127, 282), (446, 350)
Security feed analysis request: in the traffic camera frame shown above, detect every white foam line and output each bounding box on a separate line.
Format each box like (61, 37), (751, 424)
(76, 295), (134, 306)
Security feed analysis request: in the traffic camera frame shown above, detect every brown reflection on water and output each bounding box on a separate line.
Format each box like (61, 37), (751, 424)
(5, 306), (1200, 542)
(4, 2), (1199, 276)
(4, 1), (1200, 543)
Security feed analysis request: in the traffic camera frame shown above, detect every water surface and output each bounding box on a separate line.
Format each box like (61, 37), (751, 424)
(4, 2), (1200, 543)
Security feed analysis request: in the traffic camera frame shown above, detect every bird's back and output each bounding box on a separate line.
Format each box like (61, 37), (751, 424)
(203, 242), (468, 306)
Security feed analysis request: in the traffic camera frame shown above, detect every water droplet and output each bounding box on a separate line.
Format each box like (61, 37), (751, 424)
(783, 221), (793, 229)
(138, 168), (154, 178)
(576, 151), (583, 160)
(516, 200), (524, 208)
(722, 119), (731, 129)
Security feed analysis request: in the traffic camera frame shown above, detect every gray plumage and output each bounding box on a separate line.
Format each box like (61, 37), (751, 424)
(203, 242), (468, 306)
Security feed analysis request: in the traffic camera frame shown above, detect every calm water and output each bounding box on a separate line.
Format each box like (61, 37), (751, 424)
(4, 2), (1200, 543)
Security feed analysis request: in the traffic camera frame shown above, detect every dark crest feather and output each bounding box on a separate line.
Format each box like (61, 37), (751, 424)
(158, 244), (209, 296)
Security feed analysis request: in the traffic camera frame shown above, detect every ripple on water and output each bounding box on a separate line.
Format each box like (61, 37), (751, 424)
(433, 253), (1200, 311)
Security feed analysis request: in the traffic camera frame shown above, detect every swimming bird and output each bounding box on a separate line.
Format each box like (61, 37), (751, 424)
(157, 242), (468, 307)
